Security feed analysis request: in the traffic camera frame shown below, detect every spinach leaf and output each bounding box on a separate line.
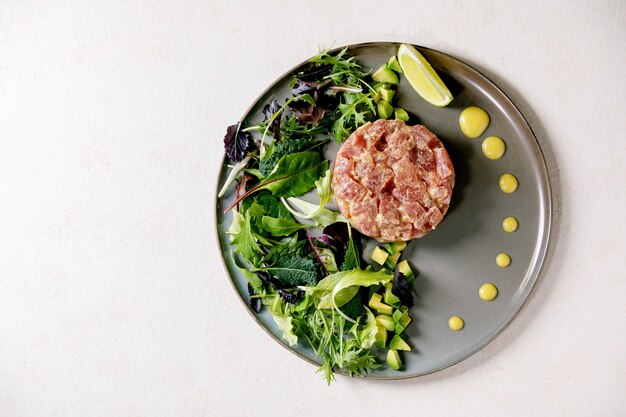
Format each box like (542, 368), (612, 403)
(225, 151), (328, 212)
(259, 137), (319, 177)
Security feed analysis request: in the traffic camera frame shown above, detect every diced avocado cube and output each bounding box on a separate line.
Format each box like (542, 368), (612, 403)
(397, 260), (414, 279)
(399, 312), (412, 327)
(372, 65), (400, 85)
(399, 305), (409, 315)
(394, 108), (410, 122)
(385, 251), (401, 269)
(375, 324), (388, 348)
(380, 87), (395, 103)
(370, 246), (389, 265)
(392, 309), (404, 323)
(368, 293), (383, 309)
(375, 302), (394, 316)
(394, 322), (407, 334)
(387, 349), (402, 370)
(390, 334), (411, 351)
(376, 315), (395, 331)
(377, 100), (394, 120)
(387, 56), (403, 73)
(392, 241), (407, 252)
(384, 283), (400, 306)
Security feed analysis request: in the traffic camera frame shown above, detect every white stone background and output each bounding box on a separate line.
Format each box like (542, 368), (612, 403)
(1, 1), (625, 416)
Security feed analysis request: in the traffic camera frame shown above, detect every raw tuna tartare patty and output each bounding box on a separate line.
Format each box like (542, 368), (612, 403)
(332, 119), (455, 242)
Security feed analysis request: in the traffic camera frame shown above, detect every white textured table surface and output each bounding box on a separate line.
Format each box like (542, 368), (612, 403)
(1, 1), (625, 416)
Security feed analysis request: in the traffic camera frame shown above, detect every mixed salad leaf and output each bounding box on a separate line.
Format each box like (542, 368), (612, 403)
(220, 47), (418, 383)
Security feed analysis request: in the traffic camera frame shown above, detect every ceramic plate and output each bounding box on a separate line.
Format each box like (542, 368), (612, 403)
(215, 42), (551, 379)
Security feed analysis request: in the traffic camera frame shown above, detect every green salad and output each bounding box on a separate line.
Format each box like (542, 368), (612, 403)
(220, 48), (417, 383)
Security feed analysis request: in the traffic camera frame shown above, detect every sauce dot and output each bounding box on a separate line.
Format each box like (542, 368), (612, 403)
(502, 216), (519, 232)
(482, 136), (506, 159)
(499, 173), (519, 193)
(448, 316), (465, 331)
(479, 283), (498, 301)
(459, 106), (490, 138)
(496, 253), (511, 268)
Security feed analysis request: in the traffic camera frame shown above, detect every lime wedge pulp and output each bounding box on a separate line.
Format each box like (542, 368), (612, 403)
(397, 44), (453, 107)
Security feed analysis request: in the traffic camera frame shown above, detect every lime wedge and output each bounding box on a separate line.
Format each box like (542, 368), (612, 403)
(397, 44), (453, 107)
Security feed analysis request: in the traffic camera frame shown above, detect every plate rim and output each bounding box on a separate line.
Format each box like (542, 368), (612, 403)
(213, 41), (553, 380)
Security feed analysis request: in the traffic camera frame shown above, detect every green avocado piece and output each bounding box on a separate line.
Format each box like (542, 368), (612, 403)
(385, 252), (401, 270)
(392, 308), (404, 323)
(384, 283), (400, 306)
(372, 65), (400, 85)
(375, 302), (394, 316)
(390, 334), (411, 351)
(397, 260), (414, 280)
(377, 100), (394, 120)
(368, 292), (383, 309)
(380, 87), (395, 103)
(376, 315), (395, 331)
(399, 312), (412, 327)
(394, 107), (410, 122)
(370, 246), (389, 265)
(375, 324), (388, 348)
(387, 349), (402, 370)
(387, 56), (403, 73)
(394, 322), (407, 334)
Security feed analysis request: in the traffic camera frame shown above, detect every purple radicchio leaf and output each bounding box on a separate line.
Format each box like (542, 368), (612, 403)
(295, 62), (333, 82)
(247, 283), (262, 313)
(224, 122), (254, 163)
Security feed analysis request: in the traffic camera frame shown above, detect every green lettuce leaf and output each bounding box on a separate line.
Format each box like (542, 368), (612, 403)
(227, 209), (262, 266)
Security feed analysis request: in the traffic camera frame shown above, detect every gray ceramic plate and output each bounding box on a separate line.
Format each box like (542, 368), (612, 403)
(215, 42), (551, 379)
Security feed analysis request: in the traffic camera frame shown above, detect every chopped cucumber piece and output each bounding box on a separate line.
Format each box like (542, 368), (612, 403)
(392, 309), (404, 323)
(387, 349), (402, 370)
(385, 251), (401, 269)
(380, 87), (395, 103)
(384, 283), (400, 306)
(370, 246), (389, 265)
(375, 324), (388, 348)
(387, 56), (403, 73)
(372, 65), (400, 85)
(377, 100), (394, 119)
(397, 259), (414, 279)
(390, 334), (411, 351)
(394, 107), (410, 122)
(376, 315), (395, 331)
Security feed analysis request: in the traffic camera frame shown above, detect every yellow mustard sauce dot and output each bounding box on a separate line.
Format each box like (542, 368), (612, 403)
(499, 173), (519, 193)
(448, 316), (465, 331)
(502, 216), (519, 233)
(496, 253), (511, 268)
(479, 283), (498, 301)
(482, 136), (506, 159)
(459, 106), (490, 138)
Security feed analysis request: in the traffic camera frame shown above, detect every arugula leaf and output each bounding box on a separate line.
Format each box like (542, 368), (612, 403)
(341, 225), (361, 271)
(223, 123), (254, 163)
